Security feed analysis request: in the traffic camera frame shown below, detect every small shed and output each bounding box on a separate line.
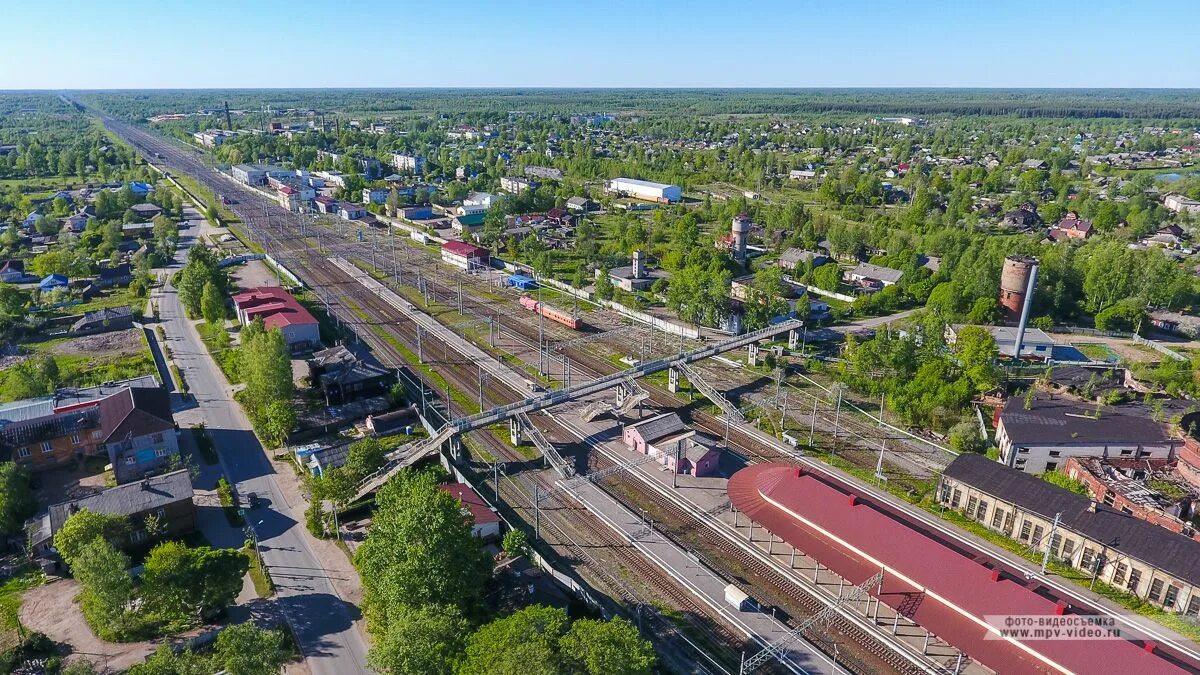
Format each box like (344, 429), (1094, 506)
(506, 274), (537, 290)
(725, 584), (752, 611)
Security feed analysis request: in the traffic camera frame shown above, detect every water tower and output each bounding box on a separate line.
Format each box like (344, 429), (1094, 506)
(732, 214), (752, 264)
(999, 255), (1037, 325)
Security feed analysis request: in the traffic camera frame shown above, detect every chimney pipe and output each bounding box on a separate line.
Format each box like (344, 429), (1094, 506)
(1011, 262), (1039, 358)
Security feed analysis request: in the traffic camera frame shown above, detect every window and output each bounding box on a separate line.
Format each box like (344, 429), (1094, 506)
(71, 434), (81, 445)
(1186, 597), (1200, 618)
(967, 496), (978, 515)
(1017, 448), (1029, 454)
(991, 509), (1005, 529)
(951, 489), (962, 508)
(1103, 493), (1116, 506)
(1120, 449), (1133, 456)
(1149, 579), (1165, 602)
(1050, 533), (1062, 556)
(41, 441), (52, 453)
(130, 530), (146, 543)
(1003, 511), (1015, 535)
(1062, 539), (1076, 560)
(1031, 525), (1045, 546)
(1019, 521), (1032, 542)
(1128, 569), (1142, 594)
(1113, 563), (1128, 586)
(1046, 462), (1058, 472)
(1049, 451), (1061, 458)
(152, 433), (164, 443)
(17, 447), (30, 459)
(1080, 547), (1096, 571)
(124, 456), (136, 465)
(1164, 585), (1179, 608)
(91, 430), (102, 440)
(976, 500), (989, 522)
(155, 447), (169, 457)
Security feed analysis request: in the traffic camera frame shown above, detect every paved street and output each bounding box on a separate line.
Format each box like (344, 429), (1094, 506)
(157, 208), (371, 674)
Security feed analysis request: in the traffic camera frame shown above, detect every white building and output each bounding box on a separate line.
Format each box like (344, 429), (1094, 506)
(363, 187), (390, 205)
(996, 394), (1180, 474)
(231, 164), (292, 186)
(391, 153), (425, 174)
(193, 129), (232, 147)
(460, 192), (498, 216)
(500, 176), (538, 193)
(606, 177), (682, 203)
(946, 325), (1055, 360)
(1165, 194), (1200, 215)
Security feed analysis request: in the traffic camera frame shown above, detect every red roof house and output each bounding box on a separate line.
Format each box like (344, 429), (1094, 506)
(441, 240), (490, 271)
(440, 482), (500, 540)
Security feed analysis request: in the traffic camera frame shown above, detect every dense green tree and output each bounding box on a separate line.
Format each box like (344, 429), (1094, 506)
(344, 438), (386, 479)
(215, 623), (290, 675)
(126, 645), (212, 675)
(743, 265), (790, 330)
(177, 245), (226, 317)
(73, 539), (134, 630)
(142, 542), (249, 623)
(241, 327), (294, 410)
(201, 280), (226, 325)
(561, 617), (656, 675)
(951, 326), (1001, 392)
(368, 603), (468, 675)
(53, 509), (129, 570)
(457, 605), (568, 675)
(355, 469), (491, 638)
(0, 462), (35, 536)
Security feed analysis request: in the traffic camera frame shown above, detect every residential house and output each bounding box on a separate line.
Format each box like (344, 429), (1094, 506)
(565, 197), (594, 213)
(1165, 194), (1200, 215)
(1048, 213), (1093, 242)
(500, 176), (539, 194)
(307, 345), (394, 404)
(363, 187), (390, 205)
(0, 260), (25, 283)
(39, 274), (68, 291)
(441, 482), (501, 541)
(939, 453), (1200, 615)
(1149, 309), (1200, 338)
(29, 470), (195, 559)
(340, 203), (368, 220)
(96, 263), (132, 289)
(995, 393), (1181, 474)
(97, 386), (179, 484)
(1001, 206), (1041, 230)
(777, 248), (829, 272)
(231, 287), (321, 350)
(844, 263), (902, 289)
(72, 306), (134, 335)
(128, 203), (163, 221)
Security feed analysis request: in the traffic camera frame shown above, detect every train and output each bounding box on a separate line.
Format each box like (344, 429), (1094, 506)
(519, 295), (582, 330)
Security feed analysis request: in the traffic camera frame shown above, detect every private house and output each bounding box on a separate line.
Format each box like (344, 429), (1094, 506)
(128, 203), (163, 221)
(1149, 309), (1200, 338)
(97, 386), (179, 484)
(72, 306), (134, 335)
(441, 240), (490, 272)
(63, 213), (89, 232)
(39, 274), (68, 291)
(777, 248), (829, 272)
(441, 482), (501, 541)
(365, 407), (419, 437)
(566, 197), (594, 213)
(844, 263), (902, 289)
(96, 263), (132, 288)
(0, 260), (26, 283)
(939, 453), (1200, 615)
(995, 393), (1181, 474)
(307, 345), (394, 404)
(29, 469), (195, 559)
(623, 412), (686, 456)
(1001, 206), (1041, 230)
(231, 287), (321, 350)
(1048, 213), (1094, 242)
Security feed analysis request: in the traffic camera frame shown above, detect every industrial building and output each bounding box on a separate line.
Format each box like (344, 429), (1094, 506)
(441, 240), (490, 272)
(946, 324), (1055, 360)
(995, 393), (1181, 474)
(940, 453), (1200, 617)
(605, 250), (664, 292)
(232, 164), (294, 186)
(231, 287), (321, 351)
(606, 177), (682, 203)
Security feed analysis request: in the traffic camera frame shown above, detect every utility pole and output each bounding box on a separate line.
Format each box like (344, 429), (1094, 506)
(809, 396), (818, 447)
(1041, 512), (1062, 575)
(832, 387), (843, 457)
(534, 486), (541, 542)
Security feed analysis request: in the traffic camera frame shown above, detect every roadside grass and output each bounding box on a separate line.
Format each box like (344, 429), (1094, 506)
(197, 321), (241, 383)
(244, 545), (274, 597)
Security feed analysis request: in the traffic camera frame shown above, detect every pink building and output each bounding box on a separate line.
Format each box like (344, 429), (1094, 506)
(622, 413), (685, 456)
(651, 430), (722, 477)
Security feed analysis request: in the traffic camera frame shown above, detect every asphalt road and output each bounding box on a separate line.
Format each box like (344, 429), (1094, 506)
(159, 214), (371, 674)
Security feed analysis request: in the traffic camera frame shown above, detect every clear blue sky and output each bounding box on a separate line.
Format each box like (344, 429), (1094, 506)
(2, 0), (1197, 89)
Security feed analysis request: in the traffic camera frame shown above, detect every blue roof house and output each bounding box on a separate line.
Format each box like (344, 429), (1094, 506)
(128, 181), (152, 195)
(39, 274), (68, 291)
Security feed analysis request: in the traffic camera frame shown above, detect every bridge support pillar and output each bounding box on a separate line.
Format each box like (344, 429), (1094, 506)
(748, 342), (759, 367)
(788, 329), (799, 351)
(510, 418), (523, 446)
(448, 437), (464, 461)
(668, 367), (679, 393)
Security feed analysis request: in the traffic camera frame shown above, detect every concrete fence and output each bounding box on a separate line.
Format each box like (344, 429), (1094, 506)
(805, 285), (857, 303)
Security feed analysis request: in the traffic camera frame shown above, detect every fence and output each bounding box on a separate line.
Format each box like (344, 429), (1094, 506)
(805, 285), (857, 303)
(1051, 324), (1188, 362)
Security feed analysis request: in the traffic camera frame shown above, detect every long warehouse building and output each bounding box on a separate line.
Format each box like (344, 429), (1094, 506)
(606, 177), (682, 203)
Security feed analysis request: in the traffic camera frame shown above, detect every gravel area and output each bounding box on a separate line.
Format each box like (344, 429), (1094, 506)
(51, 328), (145, 357)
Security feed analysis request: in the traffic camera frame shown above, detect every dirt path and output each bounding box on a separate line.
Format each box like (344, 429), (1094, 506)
(20, 580), (162, 671)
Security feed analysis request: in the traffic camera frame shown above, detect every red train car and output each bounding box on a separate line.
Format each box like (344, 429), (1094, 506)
(519, 295), (582, 330)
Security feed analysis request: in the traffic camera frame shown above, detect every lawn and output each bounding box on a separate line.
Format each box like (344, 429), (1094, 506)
(197, 321), (242, 383)
(0, 573), (45, 652)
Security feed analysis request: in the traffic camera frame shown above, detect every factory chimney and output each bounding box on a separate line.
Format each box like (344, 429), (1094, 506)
(631, 250), (645, 279)
(1010, 259), (1039, 359)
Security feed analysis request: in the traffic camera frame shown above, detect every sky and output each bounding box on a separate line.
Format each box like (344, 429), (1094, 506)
(2, 0), (1198, 89)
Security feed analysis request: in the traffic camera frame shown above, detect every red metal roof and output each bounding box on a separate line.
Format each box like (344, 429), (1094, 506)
(728, 463), (1195, 675)
(231, 287), (317, 330)
(441, 240), (489, 258)
(440, 482), (499, 525)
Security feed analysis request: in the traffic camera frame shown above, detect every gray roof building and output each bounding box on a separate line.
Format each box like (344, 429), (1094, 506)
(47, 469), (193, 535)
(943, 453), (1200, 586)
